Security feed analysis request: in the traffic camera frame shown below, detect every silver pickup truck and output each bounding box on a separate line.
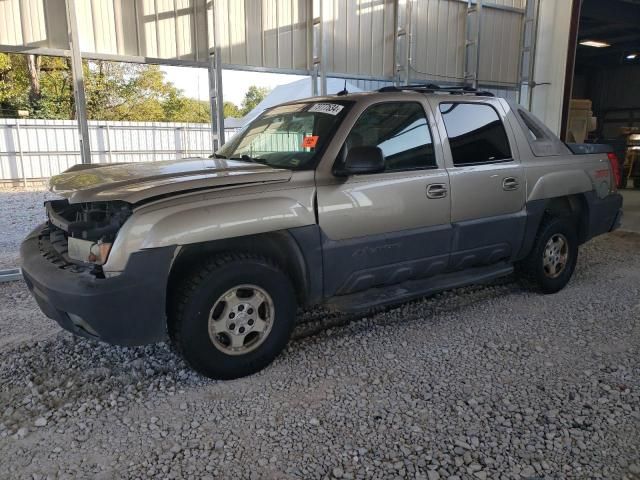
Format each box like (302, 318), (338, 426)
(21, 85), (623, 379)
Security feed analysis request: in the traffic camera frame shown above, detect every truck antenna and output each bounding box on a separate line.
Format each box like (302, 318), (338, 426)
(337, 79), (348, 96)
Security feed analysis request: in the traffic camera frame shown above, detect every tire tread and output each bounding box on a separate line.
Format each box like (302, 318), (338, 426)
(516, 214), (578, 294)
(168, 252), (287, 377)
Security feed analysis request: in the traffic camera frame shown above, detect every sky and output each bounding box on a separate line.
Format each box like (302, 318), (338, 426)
(161, 66), (300, 106)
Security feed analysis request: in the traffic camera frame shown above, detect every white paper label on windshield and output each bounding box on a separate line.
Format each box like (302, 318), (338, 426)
(308, 103), (344, 116)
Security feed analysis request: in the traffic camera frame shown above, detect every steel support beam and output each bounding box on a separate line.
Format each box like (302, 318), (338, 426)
(392, 0), (400, 85)
(308, 2), (319, 96)
(318, 0), (327, 96)
(207, 3), (225, 149)
(394, 0), (412, 85)
(65, 0), (92, 164)
(404, 0), (412, 86)
(208, 53), (225, 149)
(0, 45), (71, 57)
(464, 0), (483, 89)
(518, 0), (540, 109)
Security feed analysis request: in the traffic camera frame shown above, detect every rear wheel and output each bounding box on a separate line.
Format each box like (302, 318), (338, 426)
(517, 216), (579, 294)
(169, 253), (297, 379)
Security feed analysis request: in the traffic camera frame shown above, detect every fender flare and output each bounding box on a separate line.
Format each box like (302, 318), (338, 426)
(167, 226), (323, 307)
(527, 170), (593, 202)
(516, 192), (591, 261)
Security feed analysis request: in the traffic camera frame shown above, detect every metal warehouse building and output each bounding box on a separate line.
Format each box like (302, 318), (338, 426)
(0, 0), (638, 179)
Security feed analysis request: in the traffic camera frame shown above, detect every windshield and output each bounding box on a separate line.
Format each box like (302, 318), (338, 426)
(216, 101), (351, 170)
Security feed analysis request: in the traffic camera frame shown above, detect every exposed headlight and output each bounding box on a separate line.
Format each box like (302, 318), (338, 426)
(68, 237), (113, 265)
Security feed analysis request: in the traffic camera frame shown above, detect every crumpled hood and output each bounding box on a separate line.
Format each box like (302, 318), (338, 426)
(50, 158), (293, 204)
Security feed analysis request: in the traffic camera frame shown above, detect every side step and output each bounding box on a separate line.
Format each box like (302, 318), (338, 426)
(328, 262), (514, 313)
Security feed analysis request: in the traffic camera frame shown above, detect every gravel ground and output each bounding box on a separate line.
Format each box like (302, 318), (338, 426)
(0, 191), (639, 479)
(0, 188), (57, 270)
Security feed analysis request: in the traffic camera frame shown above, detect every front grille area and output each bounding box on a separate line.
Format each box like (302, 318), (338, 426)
(37, 199), (131, 277)
(44, 225), (69, 262)
(38, 225), (96, 275)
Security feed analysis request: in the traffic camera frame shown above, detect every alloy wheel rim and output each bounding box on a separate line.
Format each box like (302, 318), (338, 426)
(208, 284), (274, 356)
(542, 233), (569, 279)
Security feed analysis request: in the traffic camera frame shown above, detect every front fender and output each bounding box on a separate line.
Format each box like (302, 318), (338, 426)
(143, 197), (314, 248)
(104, 195), (316, 272)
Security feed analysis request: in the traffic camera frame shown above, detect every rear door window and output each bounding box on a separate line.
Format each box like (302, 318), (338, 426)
(439, 103), (512, 166)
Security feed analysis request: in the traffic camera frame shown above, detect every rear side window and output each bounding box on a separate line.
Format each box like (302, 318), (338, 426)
(518, 109), (545, 141)
(512, 106), (570, 157)
(439, 103), (512, 166)
(345, 102), (436, 171)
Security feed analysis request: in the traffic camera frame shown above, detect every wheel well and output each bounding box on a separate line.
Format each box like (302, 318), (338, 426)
(544, 194), (589, 244)
(167, 231), (310, 308)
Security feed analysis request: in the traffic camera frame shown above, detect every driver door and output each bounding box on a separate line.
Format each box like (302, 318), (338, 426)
(316, 101), (452, 297)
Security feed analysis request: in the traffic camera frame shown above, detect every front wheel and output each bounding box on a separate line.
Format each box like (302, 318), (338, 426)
(517, 216), (579, 294)
(169, 253), (297, 379)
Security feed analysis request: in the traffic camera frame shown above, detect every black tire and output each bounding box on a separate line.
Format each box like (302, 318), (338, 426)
(517, 216), (579, 294)
(619, 167), (626, 189)
(633, 178), (640, 190)
(169, 253), (297, 380)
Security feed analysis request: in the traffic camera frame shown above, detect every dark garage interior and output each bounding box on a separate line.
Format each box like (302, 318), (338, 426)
(568, 0), (640, 189)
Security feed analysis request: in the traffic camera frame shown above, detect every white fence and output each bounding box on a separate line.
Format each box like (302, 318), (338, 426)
(0, 119), (238, 183)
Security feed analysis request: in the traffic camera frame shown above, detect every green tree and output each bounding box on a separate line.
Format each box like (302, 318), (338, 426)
(240, 85), (269, 116)
(85, 62), (172, 121)
(0, 54), (74, 119)
(38, 57), (74, 119)
(0, 55), (213, 123)
(223, 101), (241, 118)
(164, 91), (211, 123)
(0, 53), (30, 116)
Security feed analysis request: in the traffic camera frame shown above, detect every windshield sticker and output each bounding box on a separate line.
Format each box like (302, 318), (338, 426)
(308, 103), (344, 116)
(302, 135), (319, 148)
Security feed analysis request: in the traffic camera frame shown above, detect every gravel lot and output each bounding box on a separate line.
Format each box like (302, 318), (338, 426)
(1, 189), (639, 479)
(0, 188), (57, 270)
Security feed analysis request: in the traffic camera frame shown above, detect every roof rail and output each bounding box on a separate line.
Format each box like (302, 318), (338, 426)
(377, 83), (495, 97)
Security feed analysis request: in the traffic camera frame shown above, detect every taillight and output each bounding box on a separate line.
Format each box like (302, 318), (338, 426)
(607, 152), (622, 190)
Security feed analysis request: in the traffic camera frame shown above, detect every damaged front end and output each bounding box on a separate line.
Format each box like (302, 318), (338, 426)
(44, 199), (132, 273)
(21, 200), (173, 345)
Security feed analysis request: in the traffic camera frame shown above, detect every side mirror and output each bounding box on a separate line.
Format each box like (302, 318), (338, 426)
(334, 146), (385, 176)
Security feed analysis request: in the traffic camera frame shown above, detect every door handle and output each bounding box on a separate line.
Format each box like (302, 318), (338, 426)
(502, 177), (520, 191)
(426, 183), (448, 199)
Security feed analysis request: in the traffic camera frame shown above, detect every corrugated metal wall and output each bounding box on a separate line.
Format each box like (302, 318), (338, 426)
(1, 0), (527, 88)
(76, 0), (210, 61)
(213, 0), (396, 78)
(407, 0), (524, 87)
(409, 0), (467, 83)
(335, 77), (395, 91)
(321, 0), (396, 78)
(0, 0), (68, 50)
(490, 0), (525, 7)
(477, 5), (523, 87)
(214, 0), (310, 71)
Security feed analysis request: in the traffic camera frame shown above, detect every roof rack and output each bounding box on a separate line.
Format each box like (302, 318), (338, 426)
(377, 83), (495, 97)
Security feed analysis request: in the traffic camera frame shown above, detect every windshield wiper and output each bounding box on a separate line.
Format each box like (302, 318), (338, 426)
(209, 153), (228, 159)
(229, 155), (267, 164)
